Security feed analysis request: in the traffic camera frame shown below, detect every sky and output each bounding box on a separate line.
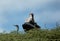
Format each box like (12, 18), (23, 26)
(0, 0), (60, 33)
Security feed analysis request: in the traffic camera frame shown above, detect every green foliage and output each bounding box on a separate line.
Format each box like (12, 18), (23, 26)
(0, 27), (60, 41)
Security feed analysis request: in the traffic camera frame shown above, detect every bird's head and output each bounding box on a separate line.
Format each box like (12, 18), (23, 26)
(14, 25), (19, 27)
(29, 13), (34, 17)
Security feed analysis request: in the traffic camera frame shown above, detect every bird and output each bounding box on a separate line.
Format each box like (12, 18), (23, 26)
(22, 13), (40, 32)
(14, 25), (19, 34)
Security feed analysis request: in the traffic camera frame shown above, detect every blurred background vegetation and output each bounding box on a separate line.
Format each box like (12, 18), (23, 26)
(0, 26), (60, 41)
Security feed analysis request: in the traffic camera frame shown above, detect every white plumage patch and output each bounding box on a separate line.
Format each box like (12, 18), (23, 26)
(25, 15), (32, 22)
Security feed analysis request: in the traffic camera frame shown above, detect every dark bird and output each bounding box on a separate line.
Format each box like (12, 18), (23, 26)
(14, 25), (19, 34)
(22, 13), (40, 32)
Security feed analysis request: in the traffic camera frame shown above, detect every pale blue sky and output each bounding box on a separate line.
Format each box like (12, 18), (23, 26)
(0, 0), (60, 33)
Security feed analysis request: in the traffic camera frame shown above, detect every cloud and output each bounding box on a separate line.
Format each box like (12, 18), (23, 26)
(0, 0), (55, 12)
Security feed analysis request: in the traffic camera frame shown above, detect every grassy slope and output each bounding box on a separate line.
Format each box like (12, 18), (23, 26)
(0, 27), (60, 41)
